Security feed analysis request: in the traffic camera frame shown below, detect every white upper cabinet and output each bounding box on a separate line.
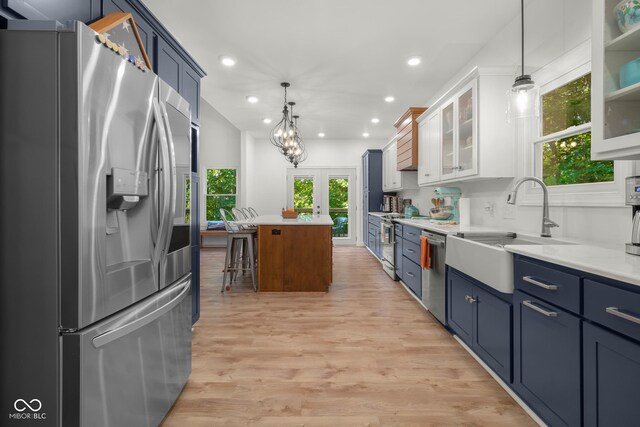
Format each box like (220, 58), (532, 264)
(417, 110), (441, 185)
(592, 0), (640, 160)
(382, 138), (418, 191)
(416, 67), (515, 186)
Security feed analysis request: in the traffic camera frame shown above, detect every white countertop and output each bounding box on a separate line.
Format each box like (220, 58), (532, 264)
(240, 214), (334, 226)
(392, 217), (503, 236)
(389, 216), (640, 287)
(505, 244), (640, 287)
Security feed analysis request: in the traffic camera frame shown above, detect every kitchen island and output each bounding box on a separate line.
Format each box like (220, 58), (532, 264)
(246, 215), (333, 292)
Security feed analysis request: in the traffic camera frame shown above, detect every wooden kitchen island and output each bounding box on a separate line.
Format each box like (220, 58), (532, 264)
(247, 215), (333, 292)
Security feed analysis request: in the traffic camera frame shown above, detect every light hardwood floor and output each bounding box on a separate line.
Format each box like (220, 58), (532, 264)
(162, 246), (536, 426)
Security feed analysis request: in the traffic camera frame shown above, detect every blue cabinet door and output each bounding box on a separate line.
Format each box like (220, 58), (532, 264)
(584, 322), (640, 427)
(394, 237), (403, 279)
(447, 269), (474, 346)
(182, 64), (200, 123)
(514, 291), (581, 427)
(156, 36), (182, 93)
(474, 286), (512, 382)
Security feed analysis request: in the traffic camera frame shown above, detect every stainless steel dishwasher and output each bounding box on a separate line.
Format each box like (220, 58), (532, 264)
(421, 230), (447, 325)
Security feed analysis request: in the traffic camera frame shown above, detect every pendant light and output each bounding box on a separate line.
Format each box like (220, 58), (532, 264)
(507, 0), (539, 121)
(270, 82), (297, 153)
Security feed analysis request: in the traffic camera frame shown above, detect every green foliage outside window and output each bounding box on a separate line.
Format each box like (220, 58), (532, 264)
(206, 169), (237, 221)
(185, 177), (190, 224)
(293, 177), (349, 236)
(540, 74), (613, 186)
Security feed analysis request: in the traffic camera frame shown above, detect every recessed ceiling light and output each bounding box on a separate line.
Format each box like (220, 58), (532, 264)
(362, 132), (370, 138)
(371, 118), (380, 124)
(318, 132), (325, 138)
(407, 56), (422, 66)
(263, 118), (272, 124)
(384, 96), (395, 103)
(246, 95), (259, 104)
(219, 55), (236, 67)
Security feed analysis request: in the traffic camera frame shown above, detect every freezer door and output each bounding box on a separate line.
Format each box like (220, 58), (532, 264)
(59, 24), (162, 329)
(62, 275), (192, 427)
(158, 80), (192, 289)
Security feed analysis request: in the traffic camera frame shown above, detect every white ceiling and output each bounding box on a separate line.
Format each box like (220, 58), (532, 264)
(143, 0), (522, 140)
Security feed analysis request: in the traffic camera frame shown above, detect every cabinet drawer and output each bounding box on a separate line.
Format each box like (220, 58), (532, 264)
(402, 240), (421, 265)
(368, 224), (379, 238)
(514, 258), (581, 314)
(368, 215), (381, 226)
(394, 223), (403, 237)
(402, 225), (421, 246)
(585, 279), (640, 343)
(402, 257), (422, 299)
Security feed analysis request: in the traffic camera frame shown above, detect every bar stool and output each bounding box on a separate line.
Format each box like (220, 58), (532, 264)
(248, 207), (259, 217)
(220, 208), (257, 292)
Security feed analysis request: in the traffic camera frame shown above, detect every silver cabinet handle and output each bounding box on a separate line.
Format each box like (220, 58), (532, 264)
(606, 307), (640, 325)
(406, 248), (416, 253)
(523, 276), (558, 290)
(465, 295), (476, 303)
(406, 272), (416, 278)
(523, 300), (557, 317)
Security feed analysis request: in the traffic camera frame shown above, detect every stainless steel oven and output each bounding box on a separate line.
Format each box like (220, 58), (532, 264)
(381, 218), (396, 279)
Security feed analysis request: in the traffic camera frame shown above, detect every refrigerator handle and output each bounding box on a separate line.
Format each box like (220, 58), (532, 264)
(152, 99), (171, 264)
(159, 101), (177, 258)
(91, 279), (191, 348)
(148, 122), (159, 247)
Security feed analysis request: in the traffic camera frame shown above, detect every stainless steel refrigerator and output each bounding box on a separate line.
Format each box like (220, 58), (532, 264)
(0, 21), (193, 426)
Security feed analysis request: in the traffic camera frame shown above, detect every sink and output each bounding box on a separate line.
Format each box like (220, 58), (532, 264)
(446, 232), (574, 294)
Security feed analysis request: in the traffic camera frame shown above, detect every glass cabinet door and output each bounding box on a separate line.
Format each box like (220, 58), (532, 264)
(456, 85), (475, 174)
(441, 102), (455, 177)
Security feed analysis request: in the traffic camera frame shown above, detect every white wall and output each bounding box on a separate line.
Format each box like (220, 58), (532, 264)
(245, 138), (386, 245)
(399, 0), (636, 248)
(198, 99), (241, 226)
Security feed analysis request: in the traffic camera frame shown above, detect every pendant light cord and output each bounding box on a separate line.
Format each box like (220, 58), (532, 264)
(521, 0), (525, 76)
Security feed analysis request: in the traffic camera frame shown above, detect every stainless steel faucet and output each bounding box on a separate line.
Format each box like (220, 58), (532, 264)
(507, 177), (559, 237)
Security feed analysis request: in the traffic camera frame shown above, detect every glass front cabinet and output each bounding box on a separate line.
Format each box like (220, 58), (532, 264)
(417, 67), (514, 186)
(592, 0), (640, 160)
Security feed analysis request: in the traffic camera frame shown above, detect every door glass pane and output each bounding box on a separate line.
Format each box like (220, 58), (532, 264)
(442, 103), (455, 175)
(457, 88), (473, 172)
(329, 177), (349, 238)
(293, 177), (314, 218)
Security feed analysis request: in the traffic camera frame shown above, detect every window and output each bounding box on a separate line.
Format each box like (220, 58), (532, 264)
(534, 73), (614, 187)
(519, 40), (633, 207)
(206, 169), (237, 221)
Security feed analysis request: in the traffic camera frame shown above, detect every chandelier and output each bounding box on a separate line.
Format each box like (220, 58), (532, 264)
(269, 82), (307, 167)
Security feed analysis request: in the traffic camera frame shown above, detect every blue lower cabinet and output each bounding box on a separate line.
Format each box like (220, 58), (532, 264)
(514, 290), (581, 427)
(394, 237), (403, 279)
(474, 286), (512, 382)
(448, 268), (512, 382)
(447, 269), (474, 345)
(584, 322), (640, 427)
(402, 256), (421, 299)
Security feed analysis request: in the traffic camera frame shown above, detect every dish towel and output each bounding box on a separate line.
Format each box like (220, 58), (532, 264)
(420, 235), (430, 270)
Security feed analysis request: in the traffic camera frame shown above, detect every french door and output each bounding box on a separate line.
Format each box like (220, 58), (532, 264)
(286, 168), (356, 245)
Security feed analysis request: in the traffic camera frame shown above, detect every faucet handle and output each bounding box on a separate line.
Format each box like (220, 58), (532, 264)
(544, 217), (559, 228)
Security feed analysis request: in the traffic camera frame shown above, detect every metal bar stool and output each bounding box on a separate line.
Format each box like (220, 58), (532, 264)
(220, 208), (257, 292)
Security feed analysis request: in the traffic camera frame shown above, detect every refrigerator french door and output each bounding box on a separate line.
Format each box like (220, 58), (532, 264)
(0, 22), (192, 427)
